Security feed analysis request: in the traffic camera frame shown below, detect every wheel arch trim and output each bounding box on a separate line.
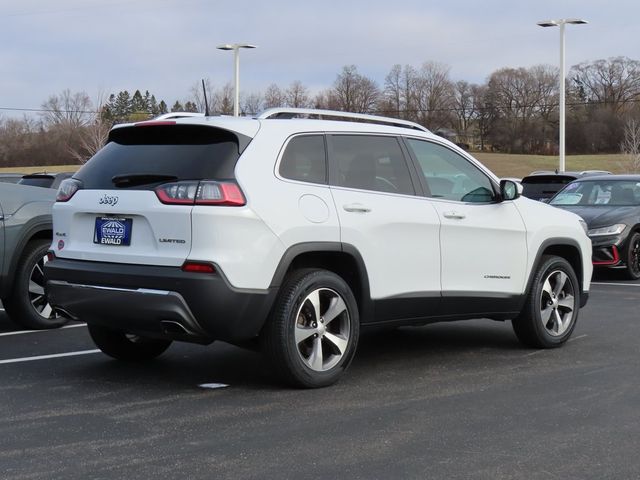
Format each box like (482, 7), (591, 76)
(268, 242), (373, 322)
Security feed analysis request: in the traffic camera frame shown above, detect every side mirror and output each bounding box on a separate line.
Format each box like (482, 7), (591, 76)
(499, 179), (522, 201)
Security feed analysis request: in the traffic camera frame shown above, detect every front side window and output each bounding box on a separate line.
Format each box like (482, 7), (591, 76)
(279, 135), (327, 184)
(406, 139), (495, 203)
(330, 135), (414, 195)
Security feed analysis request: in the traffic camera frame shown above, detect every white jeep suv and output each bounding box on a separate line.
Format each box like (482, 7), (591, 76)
(45, 108), (592, 388)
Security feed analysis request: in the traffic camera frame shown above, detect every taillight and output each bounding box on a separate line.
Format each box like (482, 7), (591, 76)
(155, 181), (200, 204)
(155, 180), (246, 206)
(197, 181), (245, 206)
(56, 178), (82, 202)
(182, 261), (216, 273)
(47, 251), (56, 262)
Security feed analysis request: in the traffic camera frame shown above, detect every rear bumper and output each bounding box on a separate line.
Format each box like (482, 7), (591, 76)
(44, 258), (277, 345)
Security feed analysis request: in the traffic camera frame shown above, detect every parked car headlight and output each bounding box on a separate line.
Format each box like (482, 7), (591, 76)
(587, 224), (626, 237)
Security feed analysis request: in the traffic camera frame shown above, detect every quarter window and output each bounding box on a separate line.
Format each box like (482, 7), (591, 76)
(330, 135), (414, 195)
(279, 135), (327, 184)
(406, 139), (495, 203)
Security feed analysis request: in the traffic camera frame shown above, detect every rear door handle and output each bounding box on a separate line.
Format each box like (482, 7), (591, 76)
(343, 203), (371, 213)
(442, 211), (465, 219)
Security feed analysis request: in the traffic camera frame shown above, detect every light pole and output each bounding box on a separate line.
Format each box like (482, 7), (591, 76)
(537, 18), (587, 173)
(216, 43), (257, 117)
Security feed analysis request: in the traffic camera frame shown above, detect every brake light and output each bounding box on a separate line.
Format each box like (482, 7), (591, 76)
(155, 181), (246, 206)
(56, 178), (82, 202)
(197, 181), (246, 206)
(182, 261), (216, 273)
(47, 251), (56, 262)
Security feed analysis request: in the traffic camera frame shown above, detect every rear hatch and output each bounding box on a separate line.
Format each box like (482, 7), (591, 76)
(53, 123), (251, 267)
(521, 175), (577, 201)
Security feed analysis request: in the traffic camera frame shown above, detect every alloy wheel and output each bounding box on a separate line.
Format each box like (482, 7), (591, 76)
(294, 288), (351, 372)
(539, 269), (575, 337)
(28, 253), (58, 320)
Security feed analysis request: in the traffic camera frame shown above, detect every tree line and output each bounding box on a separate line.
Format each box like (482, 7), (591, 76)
(1, 56), (639, 168)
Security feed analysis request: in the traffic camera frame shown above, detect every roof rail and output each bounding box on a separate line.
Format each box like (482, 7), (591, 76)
(257, 108), (429, 133)
(153, 112), (205, 120)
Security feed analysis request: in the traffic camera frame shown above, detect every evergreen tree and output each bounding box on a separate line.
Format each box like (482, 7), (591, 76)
(171, 101), (184, 112)
(149, 95), (159, 115)
(159, 100), (168, 114)
(131, 90), (147, 113)
(113, 90), (132, 122)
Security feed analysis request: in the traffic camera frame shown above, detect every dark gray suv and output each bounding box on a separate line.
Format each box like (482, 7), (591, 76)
(0, 183), (68, 329)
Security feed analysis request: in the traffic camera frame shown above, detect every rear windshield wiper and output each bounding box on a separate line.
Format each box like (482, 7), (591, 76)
(112, 174), (178, 188)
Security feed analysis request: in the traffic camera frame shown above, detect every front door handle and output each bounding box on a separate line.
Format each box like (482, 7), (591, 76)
(343, 203), (371, 213)
(442, 211), (465, 219)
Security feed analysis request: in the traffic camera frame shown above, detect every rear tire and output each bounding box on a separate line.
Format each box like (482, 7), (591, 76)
(261, 269), (359, 388)
(88, 325), (172, 361)
(513, 255), (580, 348)
(3, 239), (69, 330)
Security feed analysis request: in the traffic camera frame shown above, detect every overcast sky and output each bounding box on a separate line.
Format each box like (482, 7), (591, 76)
(1, 0), (638, 117)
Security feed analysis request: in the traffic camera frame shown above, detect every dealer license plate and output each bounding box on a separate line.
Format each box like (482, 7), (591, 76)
(93, 217), (133, 246)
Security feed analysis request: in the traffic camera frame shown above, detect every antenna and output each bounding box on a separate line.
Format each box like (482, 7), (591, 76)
(201, 79), (210, 116)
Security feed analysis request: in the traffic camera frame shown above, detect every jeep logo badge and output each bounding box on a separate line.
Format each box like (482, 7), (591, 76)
(99, 194), (119, 206)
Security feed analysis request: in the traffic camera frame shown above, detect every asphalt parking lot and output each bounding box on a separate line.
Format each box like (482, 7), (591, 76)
(1, 270), (639, 480)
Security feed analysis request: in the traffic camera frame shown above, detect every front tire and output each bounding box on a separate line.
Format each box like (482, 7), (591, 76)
(88, 325), (172, 361)
(3, 239), (69, 329)
(262, 269), (360, 388)
(624, 232), (640, 280)
(513, 255), (580, 348)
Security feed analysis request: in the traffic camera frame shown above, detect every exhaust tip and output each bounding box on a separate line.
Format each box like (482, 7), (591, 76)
(160, 320), (192, 335)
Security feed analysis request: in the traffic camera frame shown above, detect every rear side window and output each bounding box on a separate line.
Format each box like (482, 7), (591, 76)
(329, 135), (415, 195)
(75, 125), (248, 189)
(279, 135), (327, 184)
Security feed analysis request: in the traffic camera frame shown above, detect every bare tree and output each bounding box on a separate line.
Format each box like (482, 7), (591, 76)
(383, 64), (418, 119)
(285, 81), (311, 108)
(452, 80), (477, 140)
(214, 83), (234, 115)
(412, 62), (455, 130)
(486, 65), (558, 153)
(68, 94), (110, 163)
(332, 65), (379, 113)
(263, 84), (286, 109)
(242, 92), (264, 116)
(571, 57), (640, 113)
(68, 119), (110, 164)
(621, 118), (640, 172)
(40, 89), (93, 128)
(189, 78), (218, 113)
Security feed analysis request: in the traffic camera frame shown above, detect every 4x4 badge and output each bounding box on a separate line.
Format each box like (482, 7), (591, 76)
(98, 194), (119, 206)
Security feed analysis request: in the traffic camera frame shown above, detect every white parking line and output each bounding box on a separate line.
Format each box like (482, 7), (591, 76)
(0, 323), (87, 337)
(0, 349), (100, 365)
(592, 282), (640, 287)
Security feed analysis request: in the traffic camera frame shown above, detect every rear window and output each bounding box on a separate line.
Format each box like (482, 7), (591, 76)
(75, 125), (248, 189)
(521, 175), (575, 199)
(18, 175), (55, 188)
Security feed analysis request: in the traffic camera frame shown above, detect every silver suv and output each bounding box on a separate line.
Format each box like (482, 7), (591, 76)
(45, 108), (592, 387)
